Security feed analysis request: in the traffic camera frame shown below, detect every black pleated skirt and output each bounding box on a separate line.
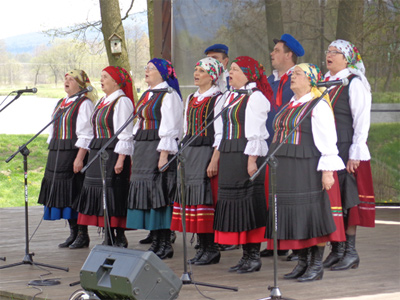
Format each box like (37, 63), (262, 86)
(214, 150), (267, 233)
(127, 140), (177, 210)
(74, 138), (130, 217)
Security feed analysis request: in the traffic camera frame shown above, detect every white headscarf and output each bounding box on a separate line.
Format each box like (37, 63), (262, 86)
(329, 39), (370, 92)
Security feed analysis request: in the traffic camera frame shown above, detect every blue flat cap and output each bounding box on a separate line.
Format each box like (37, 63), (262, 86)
(273, 34), (304, 57)
(204, 44), (229, 55)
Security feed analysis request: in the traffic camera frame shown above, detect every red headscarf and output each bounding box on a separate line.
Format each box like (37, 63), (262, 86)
(103, 66), (135, 107)
(232, 56), (273, 100)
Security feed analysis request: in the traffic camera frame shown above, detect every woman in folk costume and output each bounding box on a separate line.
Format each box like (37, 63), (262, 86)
(323, 40), (375, 271)
(265, 63), (346, 282)
(170, 57), (225, 265)
(38, 69), (97, 249)
(126, 58), (183, 260)
(75, 66), (135, 248)
(213, 56), (272, 274)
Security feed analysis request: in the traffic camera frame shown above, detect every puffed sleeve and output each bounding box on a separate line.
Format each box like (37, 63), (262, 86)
(113, 96), (134, 155)
(212, 93), (225, 148)
(348, 77), (372, 160)
(157, 91), (184, 154)
(75, 99), (94, 150)
(312, 100), (346, 171)
(244, 91), (270, 156)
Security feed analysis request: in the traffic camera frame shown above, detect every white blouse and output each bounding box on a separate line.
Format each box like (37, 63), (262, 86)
(47, 95), (94, 150)
(216, 82), (271, 156)
(95, 89), (134, 156)
(289, 93), (345, 171)
(132, 81), (183, 155)
(183, 85), (225, 148)
(325, 69), (371, 160)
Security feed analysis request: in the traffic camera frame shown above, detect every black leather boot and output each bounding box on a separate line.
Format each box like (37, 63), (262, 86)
(171, 231), (177, 243)
(237, 243), (262, 274)
(102, 228), (116, 246)
(139, 231), (152, 244)
(69, 225), (90, 249)
(229, 244), (249, 272)
(195, 233), (220, 265)
(331, 234), (360, 271)
(298, 246), (324, 282)
(323, 242), (345, 268)
(284, 248), (309, 279)
(58, 219), (78, 248)
(148, 230), (160, 253)
(156, 229), (174, 259)
(116, 228), (128, 248)
(188, 233), (206, 264)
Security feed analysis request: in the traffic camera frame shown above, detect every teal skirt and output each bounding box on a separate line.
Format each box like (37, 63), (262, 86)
(126, 206), (172, 230)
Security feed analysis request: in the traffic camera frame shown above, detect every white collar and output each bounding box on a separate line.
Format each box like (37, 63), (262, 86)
(193, 85), (220, 99)
(290, 92), (313, 104)
(324, 69), (350, 80)
(272, 66), (295, 81)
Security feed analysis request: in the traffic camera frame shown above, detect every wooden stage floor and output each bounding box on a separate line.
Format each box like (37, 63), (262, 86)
(0, 206), (399, 300)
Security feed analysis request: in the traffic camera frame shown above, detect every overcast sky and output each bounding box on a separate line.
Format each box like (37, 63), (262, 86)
(0, 0), (147, 39)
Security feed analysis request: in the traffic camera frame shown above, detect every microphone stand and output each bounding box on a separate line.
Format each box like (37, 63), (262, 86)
(0, 98), (80, 272)
(0, 92), (23, 113)
(160, 92), (240, 292)
(251, 89), (330, 300)
(80, 91), (153, 247)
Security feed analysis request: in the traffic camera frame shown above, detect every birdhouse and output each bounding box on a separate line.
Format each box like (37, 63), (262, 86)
(109, 33), (122, 55)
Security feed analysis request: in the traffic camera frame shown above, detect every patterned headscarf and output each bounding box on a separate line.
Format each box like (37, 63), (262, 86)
(196, 57), (224, 90)
(65, 69), (98, 103)
(296, 63), (331, 106)
(329, 39), (370, 92)
(149, 58), (182, 99)
(102, 66), (135, 106)
(232, 56), (273, 100)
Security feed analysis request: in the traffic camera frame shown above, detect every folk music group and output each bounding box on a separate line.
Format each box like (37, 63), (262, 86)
(38, 33), (375, 282)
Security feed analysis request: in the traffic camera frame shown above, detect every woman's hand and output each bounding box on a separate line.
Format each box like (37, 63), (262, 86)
(346, 159), (360, 174)
(73, 148), (88, 173)
(247, 156), (258, 177)
(158, 150), (169, 172)
(114, 154), (126, 174)
(322, 171), (334, 190)
(207, 149), (220, 178)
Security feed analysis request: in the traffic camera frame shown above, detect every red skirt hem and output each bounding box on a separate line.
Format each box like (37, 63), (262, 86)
(215, 227), (267, 245)
(77, 214), (129, 229)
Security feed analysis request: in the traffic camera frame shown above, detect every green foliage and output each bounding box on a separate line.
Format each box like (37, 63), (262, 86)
(372, 92), (400, 104)
(368, 123), (400, 202)
(0, 134), (48, 207)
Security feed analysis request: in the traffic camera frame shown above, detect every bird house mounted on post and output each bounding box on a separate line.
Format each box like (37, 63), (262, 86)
(109, 33), (122, 55)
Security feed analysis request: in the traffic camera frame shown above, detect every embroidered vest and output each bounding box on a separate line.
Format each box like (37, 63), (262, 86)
(134, 91), (168, 141)
(49, 96), (86, 150)
(91, 96), (123, 139)
(328, 74), (357, 144)
(269, 99), (322, 158)
(181, 92), (221, 146)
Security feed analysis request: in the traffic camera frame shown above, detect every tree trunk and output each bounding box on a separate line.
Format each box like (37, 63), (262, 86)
(99, 0), (138, 101)
(147, 0), (154, 59)
(265, 0), (284, 69)
(336, 0), (364, 51)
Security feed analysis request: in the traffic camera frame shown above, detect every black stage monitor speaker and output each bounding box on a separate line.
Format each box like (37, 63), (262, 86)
(80, 245), (182, 300)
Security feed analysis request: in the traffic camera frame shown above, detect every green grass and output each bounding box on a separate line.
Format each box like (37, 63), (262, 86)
(0, 123), (399, 208)
(372, 92), (400, 104)
(0, 134), (48, 208)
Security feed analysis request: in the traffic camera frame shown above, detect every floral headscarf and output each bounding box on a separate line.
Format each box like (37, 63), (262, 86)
(149, 58), (182, 99)
(232, 56), (273, 100)
(103, 66), (135, 107)
(296, 63), (331, 106)
(65, 69), (98, 103)
(329, 39), (370, 92)
(196, 57), (224, 89)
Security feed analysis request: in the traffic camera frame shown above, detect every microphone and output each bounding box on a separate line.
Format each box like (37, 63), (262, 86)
(316, 78), (349, 88)
(13, 87), (37, 94)
(233, 89), (253, 96)
(70, 86), (93, 98)
(148, 87), (173, 94)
